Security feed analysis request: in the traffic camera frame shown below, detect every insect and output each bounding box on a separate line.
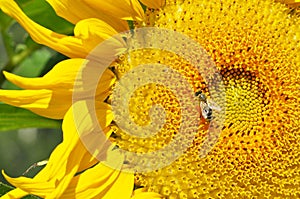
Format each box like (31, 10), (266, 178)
(195, 91), (221, 121)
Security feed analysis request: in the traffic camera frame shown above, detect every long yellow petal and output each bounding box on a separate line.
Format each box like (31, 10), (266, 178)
(83, 0), (144, 21)
(2, 105), (85, 197)
(0, 1), (126, 58)
(35, 101), (113, 180)
(2, 140), (80, 198)
(2, 101), (114, 198)
(2, 172), (55, 195)
(0, 89), (59, 115)
(139, 0), (165, 9)
(0, 0), (86, 58)
(0, 187), (28, 199)
(59, 153), (134, 198)
(3, 59), (84, 90)
(46, 0), (129, 32)
(0, 89), (71, 119)
(44, 101), (114, 198)
(2, 142), (84, 198)
(1, 59), (116, 119)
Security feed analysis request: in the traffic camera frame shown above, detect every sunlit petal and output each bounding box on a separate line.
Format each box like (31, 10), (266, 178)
(74, 18), (127, 53)
(83, 0), (144, 21)
(61, 152), (134, 198)
(3, 59), (84, 90)
(0, 0), (86, 58)
(0, 1), (126, 58)
(0, 187), (28, 199)
(46, 0), (129, 32)
(1, 59), (116, 119)
(2, 101), (114, 198)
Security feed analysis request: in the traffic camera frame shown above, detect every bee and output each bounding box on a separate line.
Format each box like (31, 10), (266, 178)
(195, 91), (221, 121)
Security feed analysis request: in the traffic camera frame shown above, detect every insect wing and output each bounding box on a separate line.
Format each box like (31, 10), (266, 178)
(207, 98), (222, 111)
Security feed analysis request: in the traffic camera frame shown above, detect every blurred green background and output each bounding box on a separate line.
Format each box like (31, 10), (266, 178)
(0, 0), (74, 192)
(0, 129), (62, 184)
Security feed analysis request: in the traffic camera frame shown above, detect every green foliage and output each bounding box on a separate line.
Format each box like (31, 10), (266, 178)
(0, 182), (13, 196)
(2, 47), (53, 89)
(0, 103), (62, 131)
(0, 11), (12, 31)
(0, 0), (74, 85)
(16, 0), (74, 34)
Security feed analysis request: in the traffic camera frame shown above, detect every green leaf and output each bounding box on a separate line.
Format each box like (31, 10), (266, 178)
(0, 11), (13, 30)
(16, 0), (74, 34)
(0, 182), (13, 196)
(0, 103), (61, 131)
(13, 47), (53, 77)
(0, 182), (40, 198)
(2, 47), (53, 89)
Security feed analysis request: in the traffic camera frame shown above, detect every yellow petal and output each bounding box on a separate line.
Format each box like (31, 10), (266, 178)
(2, 171), (55, 196)
(47, 101), (114, 198)
(0, 88), (71, 119)
(0, 0), (86, 58)
(60, 163), (134, 198)
(83, 0), (144, 21)
(37, 101), (113, 180)
(2, 140), (84, 198)
(0, 1), (125, 58)
(42, 101), (115, 198)
(62, 101), (114, 173)
(99, 170), (134, 199)
(0, 89), (63, 117)
(2, 113), (84, 197)
(46, 0), (129, 32)
(139, 0), (165, 9)
(74, 18), (127, 53)
(0, 187), (28, 199)
(2, 102), (114, 198)
(1, 59), (116, 119)
(3, 59), (84, 90)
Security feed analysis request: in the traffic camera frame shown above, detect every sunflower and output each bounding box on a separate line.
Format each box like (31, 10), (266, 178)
(0, 0), (300, 198)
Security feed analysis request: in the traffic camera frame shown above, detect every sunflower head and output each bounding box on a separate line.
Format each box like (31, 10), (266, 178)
(106, 0), (300, 198)
(0, 0), (299, 198)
